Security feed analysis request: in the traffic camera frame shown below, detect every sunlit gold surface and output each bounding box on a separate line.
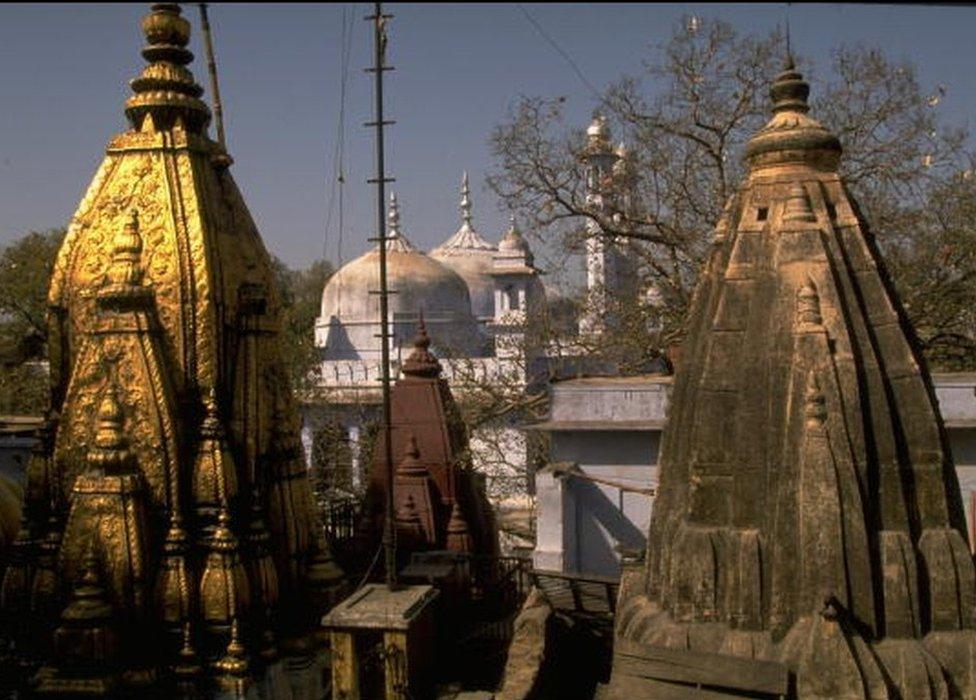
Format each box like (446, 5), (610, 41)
(2, 3), (343, 691)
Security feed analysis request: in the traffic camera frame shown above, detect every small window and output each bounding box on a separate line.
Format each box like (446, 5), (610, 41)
(826, 203), (837, 219)
(756, 207), (769, 221)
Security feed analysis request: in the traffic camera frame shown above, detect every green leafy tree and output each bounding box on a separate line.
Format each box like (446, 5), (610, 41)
(0, 228), (64, 414)
(271, 257), (335, 392)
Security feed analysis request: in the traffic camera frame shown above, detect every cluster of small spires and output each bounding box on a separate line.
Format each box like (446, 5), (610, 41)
(382, 177), (528, 261)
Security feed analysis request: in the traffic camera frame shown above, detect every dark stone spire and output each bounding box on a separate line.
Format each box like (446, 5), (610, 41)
(745, 57), (841, 171)
(608, 56), (976, 700)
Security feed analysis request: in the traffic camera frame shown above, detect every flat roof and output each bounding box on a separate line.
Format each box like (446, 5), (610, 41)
(527, 419), (666, 432)
(552, 374), (672, 386)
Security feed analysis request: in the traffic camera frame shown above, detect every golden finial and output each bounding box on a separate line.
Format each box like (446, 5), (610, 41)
(100, 209), (152, 308)
(215, 617), (249, 676)
(110, 210), (144, 283)
(88, 383), (133, 475)
(126, 3), (211, 133)
(174, 620), (202, 680)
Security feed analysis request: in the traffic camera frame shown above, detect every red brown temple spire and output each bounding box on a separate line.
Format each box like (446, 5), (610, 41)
(401, 313), (442, 378)
(445, 503), (474, 554)
(366, 325), (498, 557)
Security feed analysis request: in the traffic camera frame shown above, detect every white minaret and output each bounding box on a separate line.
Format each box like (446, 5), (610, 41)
(490, 216), (544, 358)
(578, 114), (623, 338)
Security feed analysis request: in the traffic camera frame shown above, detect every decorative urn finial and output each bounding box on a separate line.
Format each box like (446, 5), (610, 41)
(126, 3), (211, 133)
(87, 384), (133, 475)
(744, 57), (841, 171)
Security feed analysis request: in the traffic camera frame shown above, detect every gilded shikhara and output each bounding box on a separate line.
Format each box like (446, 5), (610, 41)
(1, 3), (343, 691)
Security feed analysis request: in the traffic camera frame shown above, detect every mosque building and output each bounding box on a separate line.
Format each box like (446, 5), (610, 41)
(302, 117), (650, 521)
(305, 176), (548, 512)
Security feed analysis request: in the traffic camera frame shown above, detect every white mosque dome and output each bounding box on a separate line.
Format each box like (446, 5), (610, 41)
(318, 193), (485, 360)
(429, 173), (497, 321)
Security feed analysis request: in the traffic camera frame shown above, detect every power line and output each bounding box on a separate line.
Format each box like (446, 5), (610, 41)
(324, 5), (356, 265)
(515, 3), (602, 103)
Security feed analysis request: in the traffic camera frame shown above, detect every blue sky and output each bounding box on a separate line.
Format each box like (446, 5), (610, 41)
(1, 3), (974, 271)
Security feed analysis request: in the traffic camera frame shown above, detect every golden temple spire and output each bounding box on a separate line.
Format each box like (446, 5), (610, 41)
(126, 3), (211, 133)
(9, 3), (346, 689)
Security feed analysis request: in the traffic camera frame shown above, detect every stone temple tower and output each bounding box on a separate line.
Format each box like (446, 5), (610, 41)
(609, 58), (976, 698)
(1, 4), (343, 693)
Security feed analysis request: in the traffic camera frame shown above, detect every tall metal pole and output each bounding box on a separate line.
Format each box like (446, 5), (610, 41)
(198, 3), (227, 150)
(366, 1), (398, 590)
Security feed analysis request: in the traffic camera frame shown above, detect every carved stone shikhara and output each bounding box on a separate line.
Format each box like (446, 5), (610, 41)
(610, 58), (976, 699)
(1, 3), (343, 691)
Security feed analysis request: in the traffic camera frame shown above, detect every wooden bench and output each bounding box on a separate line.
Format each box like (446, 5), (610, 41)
(603, 638), (791, 699)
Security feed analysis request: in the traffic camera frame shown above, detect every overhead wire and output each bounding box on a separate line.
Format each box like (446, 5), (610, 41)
(515, 3), (603, 104)
(322, 4), (357, 317)
(324, 4), (356, 266)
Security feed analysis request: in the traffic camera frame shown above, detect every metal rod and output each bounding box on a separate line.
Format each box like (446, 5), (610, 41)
(367, 1), (397, 590)
(198, 3), (226, 149)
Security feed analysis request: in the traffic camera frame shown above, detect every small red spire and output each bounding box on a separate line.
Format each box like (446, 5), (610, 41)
(446, 502), (474, 554)
(396, 434), (429, 478)
(402, 311), (442, 378)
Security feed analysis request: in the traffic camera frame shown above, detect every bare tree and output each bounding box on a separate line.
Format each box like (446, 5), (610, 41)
(487, 17), (976, 369)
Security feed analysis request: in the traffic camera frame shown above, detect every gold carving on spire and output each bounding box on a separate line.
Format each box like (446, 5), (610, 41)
(199, 506), (251, 640)
(87, 383), (133, 476)
(192, 390), (239, 519)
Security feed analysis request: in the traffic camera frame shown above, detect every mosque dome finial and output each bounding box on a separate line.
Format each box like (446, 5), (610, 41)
(428, 174), (497, 320)
(585, 113), (614, 157)
(388, 191), (401, 237)
(498, 216), (533, 265)
(460, 172), (473, 228)
(384, 192), (416, 252)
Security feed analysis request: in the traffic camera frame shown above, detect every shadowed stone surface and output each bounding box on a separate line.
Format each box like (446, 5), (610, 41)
(609, 58), (976, 699)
